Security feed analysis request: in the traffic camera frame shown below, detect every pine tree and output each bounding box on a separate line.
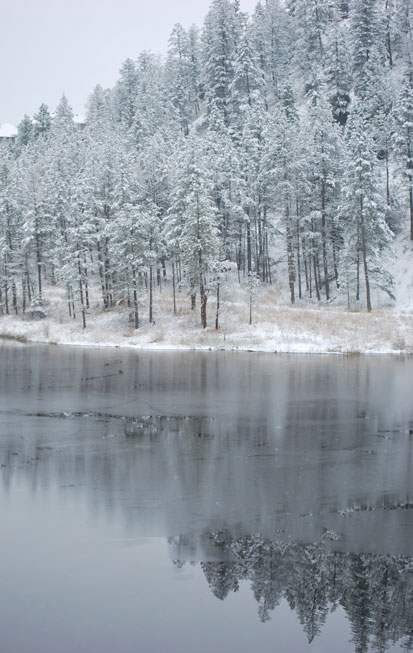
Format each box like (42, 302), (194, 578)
(350, 0), (386, 100)
(16, 115), (34, 152)
(340, 111), (393, 311)
(168, 135), (219, 328)
(43, 95), (86, 324)
(17, 145), (53, 305)
(286, 0), (331, 88)
(133, 52), (180, 150)
(229, 25), (266, 134)
(326, 20), (352, 126)
(393, 79), (413, 240)
(204, 109), (244, 276)
(262, 106), (300, 303)
(33, 104), (52, 140)
(259, 0), (293, 99)
(394, 0), (413, 76)
(113, 58), (138, 129)
(166, 24), (196, 135)
(0, 157), (21, 314)
(238, 102), (268, 278)
(202, 0), (240, 124)
(306, 89), (344, 300)
(187, 24), (203, 115)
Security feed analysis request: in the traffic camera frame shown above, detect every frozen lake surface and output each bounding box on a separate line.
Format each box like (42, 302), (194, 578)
(0, 344), (412, 652)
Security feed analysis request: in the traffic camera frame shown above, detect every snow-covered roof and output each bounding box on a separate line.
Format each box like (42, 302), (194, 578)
(0, 123), (18, 138)
(73, 114), (86, 124)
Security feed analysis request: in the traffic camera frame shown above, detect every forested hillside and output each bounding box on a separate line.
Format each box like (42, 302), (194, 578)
(1, 0), (413, 331)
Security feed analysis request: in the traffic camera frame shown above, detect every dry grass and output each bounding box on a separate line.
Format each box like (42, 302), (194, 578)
(1, 277), (413, 354)
(0, 333), (27, 343)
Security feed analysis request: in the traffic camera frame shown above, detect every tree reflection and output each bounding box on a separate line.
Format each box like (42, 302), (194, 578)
(171, 530), (413, 652)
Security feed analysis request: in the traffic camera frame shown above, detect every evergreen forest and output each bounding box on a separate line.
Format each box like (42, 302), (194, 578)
(1, 0), (413, 329)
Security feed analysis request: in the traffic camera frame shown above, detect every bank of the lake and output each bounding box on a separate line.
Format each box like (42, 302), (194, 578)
(0, 283), (412, 355)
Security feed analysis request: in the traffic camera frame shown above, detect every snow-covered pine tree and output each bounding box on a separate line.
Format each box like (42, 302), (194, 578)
(340, 111), (393, 311)
(42, 95), (85, 321)
(204, 107), (244, 277)
(258, 0), (293, 100)
(394, 0), (413, 76)
(82, 101), (126, 310)
(33, 104), (52, 140)
(17, 144), (52, 307)
(229, 24), (266, 136)
(15, 115), (34, 153)
(349, 0), (387, 101)
(393, 79), (413, 240)
(0, 156), (21, 314)
(262, 105), (301, 304)
(237, 102), (268, 278)
(286, 0), (331, 90)
(202, 0), (241, 125)
(113, 58), (139, 130)
(305, 88), (344, 301)
(167, 134), (219, 328)
(325, 19), (352, 126)
(133, 52), (180, 151)
(166, 24), (197, 135)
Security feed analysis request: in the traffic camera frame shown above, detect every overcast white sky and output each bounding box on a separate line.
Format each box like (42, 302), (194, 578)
(1, 0), (259, 126)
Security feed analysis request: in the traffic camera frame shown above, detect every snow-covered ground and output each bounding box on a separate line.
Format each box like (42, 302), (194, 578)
(1, 236), (412, 355)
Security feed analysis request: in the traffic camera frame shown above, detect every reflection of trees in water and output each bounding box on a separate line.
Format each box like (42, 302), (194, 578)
(172, 531), (413, 652)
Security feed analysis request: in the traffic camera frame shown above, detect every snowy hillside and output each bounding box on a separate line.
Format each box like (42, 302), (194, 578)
(1, 0), (413, 353)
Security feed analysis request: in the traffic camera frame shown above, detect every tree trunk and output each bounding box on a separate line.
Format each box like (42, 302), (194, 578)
(215, 283), (220, 330)
(295, 210), (302, 300)
(172, 261), (177, 316)
(12, 282), (18, 314)
(409, 184), (413, 242)
(313, 255), (321, 302)
(332, 237), (340, 289)
(36, 230), (42, 301)
(385, 148), (391, 207)
(246, 216), (252, 275)
(285, 202), (295, 304)
(356, 251), (360, 302)
(149, 266), (153, 323)
(96, 241), (108, 309)
(83, 253), (90, 309)
(67, 284), (72, 318)
(81, 299), (87, 329)
(132, 266), (139, 329)
(237, 229), (242, 282)
(200, 281), (207, 329)
(321, 179), (329, 301)
(22, 276), (26, 314)
(199, 251), (207, 329)
(77, 252), (86, 329)
(26, 264), (32, 303)
(4, 281), (8, 315)
(360, 212), (372, 312)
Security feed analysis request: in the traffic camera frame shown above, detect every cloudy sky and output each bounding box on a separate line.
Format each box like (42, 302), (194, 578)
(1, 0), (259, 126)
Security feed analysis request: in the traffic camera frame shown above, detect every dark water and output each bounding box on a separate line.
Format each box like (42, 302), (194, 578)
(0, 344), (412, 653)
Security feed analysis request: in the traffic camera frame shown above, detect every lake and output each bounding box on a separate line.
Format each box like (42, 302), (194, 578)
(0, 344), (412, 652)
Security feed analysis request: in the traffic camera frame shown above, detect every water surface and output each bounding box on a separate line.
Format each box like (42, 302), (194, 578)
(1, 345), (412, 652)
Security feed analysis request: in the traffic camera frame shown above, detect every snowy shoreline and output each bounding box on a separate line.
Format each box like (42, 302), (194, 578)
(0, 334), (411, 356)
(1, 293), (412, 356)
